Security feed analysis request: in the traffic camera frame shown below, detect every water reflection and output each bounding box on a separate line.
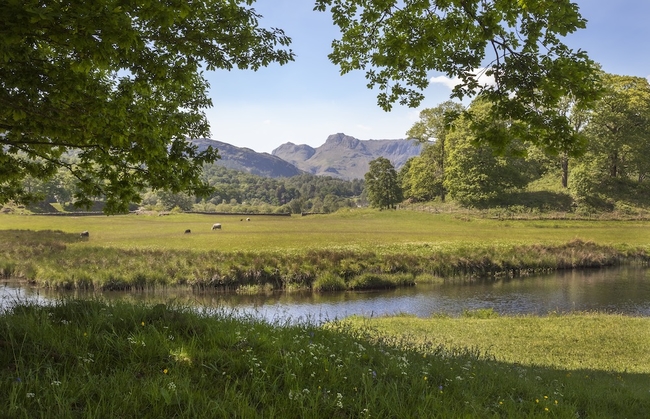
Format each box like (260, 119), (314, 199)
(2, 266), (649, 322)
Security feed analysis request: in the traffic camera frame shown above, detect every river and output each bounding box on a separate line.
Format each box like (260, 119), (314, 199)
(2, 266), (649, 323)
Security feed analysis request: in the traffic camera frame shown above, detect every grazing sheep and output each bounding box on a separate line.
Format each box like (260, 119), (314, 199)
(211, 223), (221, 230)
(246, 218), (251, 221)
(80, 231), (90, 237)
(184, 229), (191, 234)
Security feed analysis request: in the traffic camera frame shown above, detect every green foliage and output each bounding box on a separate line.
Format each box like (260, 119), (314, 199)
(365, 157), (402, 209)
(2, 301), (649, 417)
(403, 101), (466, 202)
(199, 166), (362, 214)
(583, 74), (650, 181)
(315, 0), (601, 154)
(444, 101), (540, 206)
(567, 74), (650, 210)
(0, 0), (294, 213)
(313, 272), (346, 292)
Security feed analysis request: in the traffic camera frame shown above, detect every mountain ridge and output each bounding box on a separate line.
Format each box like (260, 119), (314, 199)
(191, 134), (423, 180)
(272, 133), (423, 180)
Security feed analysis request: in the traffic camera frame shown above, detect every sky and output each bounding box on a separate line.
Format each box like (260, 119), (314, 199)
(205, 0), (650, 154)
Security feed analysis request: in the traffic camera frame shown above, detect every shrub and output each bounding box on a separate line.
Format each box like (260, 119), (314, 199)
(313, 272), (346, 292)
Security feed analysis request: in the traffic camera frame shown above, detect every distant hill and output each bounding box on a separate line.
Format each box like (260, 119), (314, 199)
(190, 138), (304, 178)
(272, 133), (423, 180)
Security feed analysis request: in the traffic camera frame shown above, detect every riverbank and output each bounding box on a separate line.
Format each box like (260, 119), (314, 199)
(1, 229), (647, 292)
(1, 211), (649, 291)
(1, 300), (647, 418)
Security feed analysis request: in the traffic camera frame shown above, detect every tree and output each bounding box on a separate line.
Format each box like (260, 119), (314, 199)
(569, 74), (650, 208)
(399, 147), (442, 203)
(555, 95), (591, 188)
(585, 74), (650, 181)
(444, 100), (539, 205)
(365, 157), (402, 209)
(406, 101), (464, 201)
(315, 0), (601, 154)
(1, 0), (294, 213)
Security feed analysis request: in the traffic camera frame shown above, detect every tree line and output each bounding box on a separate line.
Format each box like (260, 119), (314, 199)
(19, 163), (365, 215)
(365, 72), (650, 214)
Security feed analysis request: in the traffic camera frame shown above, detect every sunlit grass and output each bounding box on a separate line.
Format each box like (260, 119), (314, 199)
(340, 311), (650, 374)
(1, 209), (649, 252)
(1, 300), (648, 418)
(1, 210), (648, 290)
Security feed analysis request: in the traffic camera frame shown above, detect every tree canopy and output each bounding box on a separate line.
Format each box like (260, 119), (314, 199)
(1, 0), (294, 213)
(365, 157), (402, 209)
(315, 0), (601, 154)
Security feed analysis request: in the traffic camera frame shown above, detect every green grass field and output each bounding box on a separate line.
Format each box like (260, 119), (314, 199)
(1, 209), (649, 252)
(1, 210), (649, 417)
(1, 300), (648, 418)
(1, 209), (648, 290)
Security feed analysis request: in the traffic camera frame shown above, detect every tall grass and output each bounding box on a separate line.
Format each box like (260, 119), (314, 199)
(1, 210), (649, 290)
(1, 300), (648, 418)
(1, 228), (646, 291)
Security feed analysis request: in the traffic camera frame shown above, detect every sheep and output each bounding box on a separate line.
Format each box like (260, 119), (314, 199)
(211, 223), (222, 230)
(246, 217), (251, 221)
(184, 229), (191, 234)
(80, 231), (90, 237)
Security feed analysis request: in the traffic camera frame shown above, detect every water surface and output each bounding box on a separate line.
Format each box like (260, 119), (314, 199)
(2, 266), (648, 323)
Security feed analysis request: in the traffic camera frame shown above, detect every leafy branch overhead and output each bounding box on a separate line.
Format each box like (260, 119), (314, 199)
(315, 0), (602, 154)
(0, 0), (294, 213)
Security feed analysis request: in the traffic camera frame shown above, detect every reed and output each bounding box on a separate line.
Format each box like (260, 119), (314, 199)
(1, 210), (649, 291)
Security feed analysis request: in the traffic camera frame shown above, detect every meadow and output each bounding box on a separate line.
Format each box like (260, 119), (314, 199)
(1, 300), (648, 418)
(1, 210), (648, 291)
(1, 210), (649, 417)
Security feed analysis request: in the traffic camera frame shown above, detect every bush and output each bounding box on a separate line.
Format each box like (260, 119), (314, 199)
(313, 272), (346, 292)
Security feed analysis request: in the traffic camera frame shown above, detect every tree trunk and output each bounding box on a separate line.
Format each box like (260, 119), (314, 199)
(560, 154), (569, 188)
(609, 152), (618, 178)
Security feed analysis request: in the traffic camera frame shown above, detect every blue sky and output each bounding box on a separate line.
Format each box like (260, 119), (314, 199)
(205, 0), (650, 153)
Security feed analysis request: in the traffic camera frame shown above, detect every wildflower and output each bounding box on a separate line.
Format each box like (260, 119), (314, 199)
(423, 376), (428, 381)
(26, 393), (35, 398)
(167, 382), (176, 391)
(163, 369), (168, 374)
(336, 393), (343, 409)
(141, 321), (145, 326)
(544, 407), (549, 412)
(51, 381), (61, 386)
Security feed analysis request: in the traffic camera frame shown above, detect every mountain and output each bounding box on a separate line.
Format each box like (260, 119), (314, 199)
(190, 138), (304, 178)
(272, 133), (423, 180)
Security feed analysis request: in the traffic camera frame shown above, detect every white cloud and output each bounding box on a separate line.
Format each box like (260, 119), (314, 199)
(430, 68), (496, 90)
(356, 124), (372, 131)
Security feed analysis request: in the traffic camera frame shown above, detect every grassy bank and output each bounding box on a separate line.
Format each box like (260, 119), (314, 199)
(339, 310), (650, 374)
(1, 300), (648, 418)
(1, 210), (649, 290)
